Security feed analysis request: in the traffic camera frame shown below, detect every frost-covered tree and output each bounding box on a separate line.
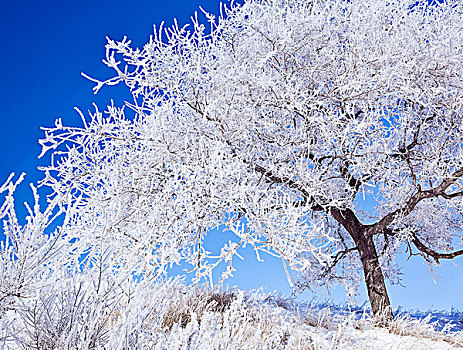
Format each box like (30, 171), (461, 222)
(4, 0), (463, 326)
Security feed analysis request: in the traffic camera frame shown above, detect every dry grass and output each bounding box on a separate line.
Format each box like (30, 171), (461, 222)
(4, 280), (462, 349)
(388, 313), (463, 347)
(160, 288), (236, 330)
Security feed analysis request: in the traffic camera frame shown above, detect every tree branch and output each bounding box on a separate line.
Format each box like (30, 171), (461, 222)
(330, 207), (364, 240)
(322, 246), (358, 278)
(390, 102), (434, 160)
(253, 164), (324, 211)
(339, 160), (371, 195)
(411, 233), (463, 263)
(439, 191), (463, 200)
(371, 167), (463, 236)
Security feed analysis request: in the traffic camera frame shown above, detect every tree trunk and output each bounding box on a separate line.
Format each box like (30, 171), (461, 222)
(330, 208), (393, 324)
(356, 233), (394, 324)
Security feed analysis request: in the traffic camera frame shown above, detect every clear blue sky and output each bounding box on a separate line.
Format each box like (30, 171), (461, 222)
(0, 0), (461, 311)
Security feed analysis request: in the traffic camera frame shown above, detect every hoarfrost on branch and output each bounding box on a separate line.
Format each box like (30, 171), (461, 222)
(1, 0), (463, 337)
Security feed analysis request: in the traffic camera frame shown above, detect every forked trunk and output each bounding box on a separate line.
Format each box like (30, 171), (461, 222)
(357, 234), (394, 324)
(330, 208), (394, 324)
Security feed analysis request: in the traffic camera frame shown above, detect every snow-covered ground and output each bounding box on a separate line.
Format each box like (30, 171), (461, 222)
(140, 291), (463, 350)
(305, 302), (463, 332)
(1, 280), (461, 349)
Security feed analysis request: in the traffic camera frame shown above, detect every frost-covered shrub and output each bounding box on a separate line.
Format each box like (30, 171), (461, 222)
(2, 277), (462, 349)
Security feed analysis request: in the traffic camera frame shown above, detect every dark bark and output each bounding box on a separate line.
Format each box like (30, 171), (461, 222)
(356, 233), (393, 324)
(410, 233), (463, 263)
(331, 208), (393, 324)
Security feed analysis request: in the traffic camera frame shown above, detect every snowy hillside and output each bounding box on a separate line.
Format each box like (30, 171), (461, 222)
(2, 279), (461, 349)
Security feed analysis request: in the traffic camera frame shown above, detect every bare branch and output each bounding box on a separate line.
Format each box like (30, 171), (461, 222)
(322, 246), (358, 278)
(411, 233), (463, 264)
(253, 164), (324, 211)
(371, 167), (463, 236)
